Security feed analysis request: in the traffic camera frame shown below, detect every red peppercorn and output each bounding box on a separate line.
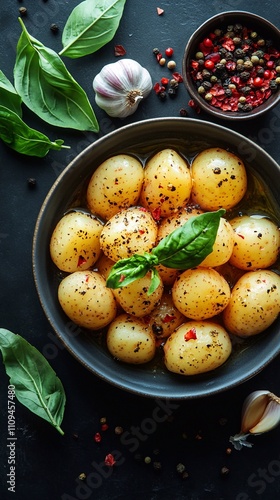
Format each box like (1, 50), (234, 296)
(266, 60), (274, 69)
(203, 38), (213, 48)
(263, 70), (271, 79)
(94, 432), (102, 443)
(161, 77), (169, 85)
(204, 60), (215, 70)
(165, 47), (174, 57)
(253, 77), (264, 87)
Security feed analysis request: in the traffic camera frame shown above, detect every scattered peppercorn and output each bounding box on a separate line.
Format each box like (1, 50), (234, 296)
(179, 108), (188, 116)
(226, 447), (232, 455)
(50, 23), (59, 34)
(165, 47), (174, 57)
(221, 466), (230, 476)
(114, 426), (123, 435)
(78, 473), (86, 481)
(182, 471), (189, 479)
(176, 463), (186, 474)
(19, 6), (27, 16)
(100, 417), (107, 424)
(144, 456), (152, 464)
(153, 461), (162, 471)
(27, 178), (36, 187)
(167, 60), (176, 70)
(189, 23), (280, 112)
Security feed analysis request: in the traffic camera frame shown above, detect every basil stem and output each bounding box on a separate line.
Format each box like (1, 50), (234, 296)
(59, 0), (127, 59)
(106, 209), (225, 292)
(0, 329), (66, 435)
(0, 106), (69, 157)
(0, 70), (22, 117)
(14, 18), (99, 133)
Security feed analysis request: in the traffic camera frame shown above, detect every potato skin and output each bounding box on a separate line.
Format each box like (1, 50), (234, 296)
(113, 272), (164, 317)
(146, 291), (185, 339)
(163, 321), (232, 375)
(223, 270), (280, 337)
(58, 271), (117, 330)
(191, 148), (247, 210)
(172, 268), (231, 320)
(87, 155), (144, 220)
(106, 313), (156, 364)
(229, 215), (280, 270)
(50, 211), (103, 272)
(100, 206), (158, 261)
(140, 148), (192, 217)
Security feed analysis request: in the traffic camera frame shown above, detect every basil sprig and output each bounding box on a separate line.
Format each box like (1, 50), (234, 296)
(0, 329), (66, 435)
(0, 106), (68, 157)
(106, 209), (225, 294)
(59, 0), (127, 59)
(0, 70), (22, 117)
(14, 19), (99, 133)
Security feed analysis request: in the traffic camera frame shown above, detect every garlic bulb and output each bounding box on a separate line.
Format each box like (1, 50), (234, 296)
(230, 390), (280, 450)
(93, 59), (152, 118)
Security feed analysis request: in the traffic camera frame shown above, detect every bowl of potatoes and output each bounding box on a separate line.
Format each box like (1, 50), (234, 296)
(33, 117), (280, 399)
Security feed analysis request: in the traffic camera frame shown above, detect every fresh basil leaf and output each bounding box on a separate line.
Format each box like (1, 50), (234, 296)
(0, 106), (69, 157)
(0, 329), (66, 435)
(148, 268), (161, 296)
(60, 0), (126, 59)
(152, 209), (226, 269)
(106, 210), (225, 291)
(106, 253), (158, 289)
(14, 18), (99, 132)
(0, 70), (22, 117)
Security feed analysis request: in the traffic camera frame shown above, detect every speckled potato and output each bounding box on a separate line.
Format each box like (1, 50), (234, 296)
(100, 206), (158, 261)
(58, 271), (117, 330)
(113, 271), (164, 317)
(87, 155), (144, 220)
(172, 268), (231, 320)
(156, 205), (204, 241)
(140, 148), (192, 217)
(163, 321), (232, 375)
(106, 313), (156, 364)
(223, 270), (280, 337)
(229, 215), (280, 270)
(147, 291), (186, 339)
(50, 211), (103, 272)
(199, 218), (235, 267)
(191, 148), (247, 210)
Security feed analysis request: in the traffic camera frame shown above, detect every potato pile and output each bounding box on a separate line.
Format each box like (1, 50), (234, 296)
(50, 148), (280, 376)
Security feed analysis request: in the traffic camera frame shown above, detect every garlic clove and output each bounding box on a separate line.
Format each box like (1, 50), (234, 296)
(93, 59), (152, 118)
(229, 390), (280, 450)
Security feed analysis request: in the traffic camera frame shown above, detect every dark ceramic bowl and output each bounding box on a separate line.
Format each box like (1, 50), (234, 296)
(182, 11), (280, 121)
(33, 118), (280, 399)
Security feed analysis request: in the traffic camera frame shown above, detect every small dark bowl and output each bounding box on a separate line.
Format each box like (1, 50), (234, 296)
(182, 11), (280, 121)
(33, 117), (280, 399)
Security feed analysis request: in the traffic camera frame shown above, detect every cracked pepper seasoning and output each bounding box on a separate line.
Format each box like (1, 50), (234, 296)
(190, 23), (280, 112)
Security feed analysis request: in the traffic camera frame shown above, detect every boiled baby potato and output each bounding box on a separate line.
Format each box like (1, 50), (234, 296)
(229, 215), (280, 270)
(172, 268), (231, 320)
(223, 270), (280, 337)
(87, 154), (144, 220)
(140, 148), (192, 217)
(58, 270), (117, 330)
(191, 148), (247, 210)
(147, 291), (186, 339)
(100, 206), (158, 261)
(113, 271), (164, 317)
(50, 211), (103, 273)
(199, 217), (235, 267)
(107, 313), (156, 364)
(163, 321), (232, 375)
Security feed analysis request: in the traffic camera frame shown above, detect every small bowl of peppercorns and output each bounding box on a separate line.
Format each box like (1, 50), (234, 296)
(182, 11), (280, 120)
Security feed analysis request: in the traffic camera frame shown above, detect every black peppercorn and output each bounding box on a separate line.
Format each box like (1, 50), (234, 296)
(256, 67), (265, 76)
(158, 91), (167, 100)
(240, 71), (250, 81)
(168, 87), (177, 97)
(224, 88), (232, 97)
(243, 103), (253, 112)
(234, 48), (245, 58)
(153, 48), (160, 55)
(269, 80), (278, 91)
(50, 23), (59, 33)
(201, 81), (212, 90)
(233, 23), (243, 33)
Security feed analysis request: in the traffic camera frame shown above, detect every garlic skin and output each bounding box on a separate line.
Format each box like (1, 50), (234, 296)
(230, 390), (280, 450)
(93, 59), (152, 118)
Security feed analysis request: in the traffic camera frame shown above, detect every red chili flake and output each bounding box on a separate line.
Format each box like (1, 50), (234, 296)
(101, 423), (109, 431)
(191, 60), (200, 70)
(157, 7), (164, 15)
(161, 77), (169, 85)
(114, 44), (126, 56)
(78, 255), (87, 267)
(222, 39), (235, 51)
(119, 274), (126, 283)
(85, 274), (90, 282)
(153, 82), (165, 94)
(172, 72), (183, 82)
(188, 99), (201, 113)
(163, 314), (176, 323)
(94, 432), (102, 443)
(139, 229), (145, 235)
(139, 207), (148, 212)
(151, 207), (161, 221)
(184, 328), (197, 341)
(104, 453), (116, 466)
(237, 233), (245, 239)
(226, 61), (236, 72)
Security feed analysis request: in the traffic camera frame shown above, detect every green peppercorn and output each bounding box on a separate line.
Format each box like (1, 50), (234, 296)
(198, 85), (206, 94)
(257, 39), (265, 47)
(233, 37), (241, 45)
(243, 60), (253, 70)
(176, 463), (186, 474)
(195, 51), (204, 60)
(275, 77), (280, 84)
(275, 66), (280, 73)
(210, 75), (218, 83)
(214, 29), (223, 36)
(250, 31), (258, 39)
(238, 96), (246, 103)
(205, 93), (213, 101)
(251, 55), (260, 64)
(228, 83), (236, 90)
(144, 456), (151, 464)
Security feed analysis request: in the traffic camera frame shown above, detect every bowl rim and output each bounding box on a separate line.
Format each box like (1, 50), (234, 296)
(32, 117), (280, 399)
(182, 10), (280, 121)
